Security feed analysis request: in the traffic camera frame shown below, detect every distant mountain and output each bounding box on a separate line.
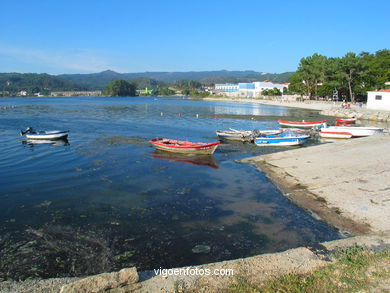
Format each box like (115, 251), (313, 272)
(57, 70), (295, 90)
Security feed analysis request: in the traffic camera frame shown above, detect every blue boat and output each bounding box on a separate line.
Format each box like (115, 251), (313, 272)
(254, 132), (310, 146)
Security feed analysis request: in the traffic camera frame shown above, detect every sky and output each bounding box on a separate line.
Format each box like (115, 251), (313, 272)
(0, 0), (389, 75)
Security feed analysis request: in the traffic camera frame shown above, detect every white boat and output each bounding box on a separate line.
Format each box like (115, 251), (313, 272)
(216, 129), (282, 142)
(325, 126), (383, 137)
(216, 129), (253, 141)
(319, 131), (352, 139)
(20, 127), (69, 140)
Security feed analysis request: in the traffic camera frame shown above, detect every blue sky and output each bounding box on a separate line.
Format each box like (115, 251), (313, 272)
(0, 0), (389, 74)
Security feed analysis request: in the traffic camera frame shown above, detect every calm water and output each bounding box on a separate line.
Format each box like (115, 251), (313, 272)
(0, 97), (340, 280)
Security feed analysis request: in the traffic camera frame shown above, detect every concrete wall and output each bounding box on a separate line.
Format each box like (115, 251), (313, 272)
(367, 91), (390, 110)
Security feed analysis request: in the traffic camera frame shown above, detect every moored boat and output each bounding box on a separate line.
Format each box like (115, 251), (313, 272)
(336, 118), (356, 125)
(149, 138), (220, 154)
(325, 126), (383, 137)
(215, 129), (253, 141)
(216, 129), (282, 142)
(254, 132), (310, 146)
(319, 131), (352, 139)
(278, 119), (327, 128)
(20, 127), (69, 140)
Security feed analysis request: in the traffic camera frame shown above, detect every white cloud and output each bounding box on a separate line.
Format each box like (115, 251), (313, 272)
(0, 44), (123, 73)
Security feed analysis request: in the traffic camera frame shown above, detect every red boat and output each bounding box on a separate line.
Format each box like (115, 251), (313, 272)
(278, 119), (327, 128)
(149, 138), (220, 155)
(335, 118), (356, 126)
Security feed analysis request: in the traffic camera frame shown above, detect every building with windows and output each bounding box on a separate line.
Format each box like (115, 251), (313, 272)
(215, 81), (288, 97)
(367, 90), (390, 111)
(215, 84), (239, 92)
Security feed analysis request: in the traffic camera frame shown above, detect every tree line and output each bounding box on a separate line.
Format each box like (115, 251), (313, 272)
(103, 79), (206, 97)
(288, 49), (390, 102)
(0, 73), (86, 96)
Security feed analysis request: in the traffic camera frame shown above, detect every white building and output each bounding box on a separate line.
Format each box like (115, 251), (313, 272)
(253, 81), (287, 93)
(367, 90), (390, 111)
(215, 81), (288, 97)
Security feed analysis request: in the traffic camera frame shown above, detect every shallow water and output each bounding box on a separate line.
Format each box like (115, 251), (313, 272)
(0, 97), (340, 280)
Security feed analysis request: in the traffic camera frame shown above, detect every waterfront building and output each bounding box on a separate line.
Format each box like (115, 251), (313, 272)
(215, 81), (288, 97)
(215, 84), (239, 92)
(367, 90), (390, 111)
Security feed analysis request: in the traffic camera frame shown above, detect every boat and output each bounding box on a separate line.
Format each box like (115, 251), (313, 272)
(149, 138), (220, 154)
(216, 129), (254, 141)
(278, 119), (327, 128)
(324, 126), (383, 137)
(319, 131), (352, 139)
(254, 132), (310, 146)
(216, 129), (282, 142)
(20, 127), (69, 140)
(335, 118), (356, 125)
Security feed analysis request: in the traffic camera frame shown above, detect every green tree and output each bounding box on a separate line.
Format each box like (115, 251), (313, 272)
(294, 53), (327, 99)
(104, 80), (136, 96)
(181, 89), (190, 96)
(337, 52), (366, 103)
(287, 72), (307, 96)
(363, 50), (390, 90)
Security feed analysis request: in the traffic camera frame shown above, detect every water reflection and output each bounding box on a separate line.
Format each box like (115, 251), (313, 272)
(22, 138), (70, 147)
(213, 103), (288, 116)
(151, 150), (219, 169)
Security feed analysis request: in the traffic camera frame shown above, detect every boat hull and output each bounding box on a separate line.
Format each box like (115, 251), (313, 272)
(278, 120), (327, 128)
(25, 131), (69, 140)
(325, 126), (383, 137)
(319, 131), (352, 139)
(216, 130), (252, 141)
(336, 118), (356, 125)
(216, 129), (282, 141)
(254, 133), (310, 146)
(150, 138), (220, 155)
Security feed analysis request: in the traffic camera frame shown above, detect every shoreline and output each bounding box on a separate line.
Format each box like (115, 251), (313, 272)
(203, 97), (336, 111)
(203, 97), (390, 122)
(242, 135), (390, 235)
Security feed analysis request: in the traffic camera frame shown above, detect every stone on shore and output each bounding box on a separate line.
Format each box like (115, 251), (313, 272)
(60, 267), (138, 293)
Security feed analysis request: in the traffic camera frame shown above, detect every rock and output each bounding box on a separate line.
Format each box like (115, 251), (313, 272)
(192, 245), (211, 254)
(60, 267), (138, 293)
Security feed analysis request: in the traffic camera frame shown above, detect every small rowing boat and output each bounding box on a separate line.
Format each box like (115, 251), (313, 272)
(254, 132), (310, 146)
(20, 127), (69, 140)
(278, 119), (327, 128)
(216, 129), (282, 142)
(319, 131), (352, 139)
(325, 126), (383, 137)
(335, 118), (356, 125)
(149, 138), (220, 154)
(215, 129), (253, 141)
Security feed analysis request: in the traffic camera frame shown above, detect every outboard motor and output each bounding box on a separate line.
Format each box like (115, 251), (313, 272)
(20, 127), (33, 136)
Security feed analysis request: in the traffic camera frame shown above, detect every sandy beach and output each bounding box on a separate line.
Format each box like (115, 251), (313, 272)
(242, 134), (390, 234)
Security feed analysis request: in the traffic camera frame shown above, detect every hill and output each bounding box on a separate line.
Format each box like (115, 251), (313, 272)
(0, 73), (87, 95)
(58, 70), (294, 89)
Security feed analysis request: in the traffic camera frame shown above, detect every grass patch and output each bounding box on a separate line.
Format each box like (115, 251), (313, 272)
(225, 246), (390, 293)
